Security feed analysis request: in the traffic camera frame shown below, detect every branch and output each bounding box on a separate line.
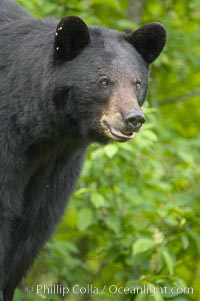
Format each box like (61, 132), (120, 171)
(160, 88), (200, 105)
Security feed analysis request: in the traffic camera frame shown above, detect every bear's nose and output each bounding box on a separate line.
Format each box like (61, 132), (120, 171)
(123, 110), (145, 132)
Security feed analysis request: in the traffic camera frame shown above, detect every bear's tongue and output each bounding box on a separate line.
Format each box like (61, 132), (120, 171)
(121, 131), (134, 137)
(110, 127), (134, 139)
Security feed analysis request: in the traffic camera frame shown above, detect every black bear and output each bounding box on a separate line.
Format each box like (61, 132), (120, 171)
(0, 0), (166, 300)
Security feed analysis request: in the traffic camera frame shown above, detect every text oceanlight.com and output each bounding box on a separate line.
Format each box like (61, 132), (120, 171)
(25, 284), (194, 297)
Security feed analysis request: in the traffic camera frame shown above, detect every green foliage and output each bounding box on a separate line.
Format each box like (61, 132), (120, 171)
(15, 0), (200, 300)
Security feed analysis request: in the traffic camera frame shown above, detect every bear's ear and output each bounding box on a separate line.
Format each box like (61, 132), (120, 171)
(54, 16), (90, 63)
(127, 22), (166, 64)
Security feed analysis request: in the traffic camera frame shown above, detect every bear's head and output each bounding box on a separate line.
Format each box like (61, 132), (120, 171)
(50, 17), (166, 144)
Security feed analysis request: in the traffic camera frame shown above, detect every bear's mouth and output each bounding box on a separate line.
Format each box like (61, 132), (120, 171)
(110, 127), (135, 141)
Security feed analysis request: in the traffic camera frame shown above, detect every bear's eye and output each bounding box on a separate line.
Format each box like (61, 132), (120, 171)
(99, 77), (109, 88)
(135, 81), (141, 91)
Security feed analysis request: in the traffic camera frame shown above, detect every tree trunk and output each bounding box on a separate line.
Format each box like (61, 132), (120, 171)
(127, 0), (146, 24)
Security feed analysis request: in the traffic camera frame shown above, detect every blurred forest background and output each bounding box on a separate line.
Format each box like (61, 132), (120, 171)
(15, 0), (200, 300)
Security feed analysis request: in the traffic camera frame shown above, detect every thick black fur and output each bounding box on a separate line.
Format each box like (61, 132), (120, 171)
(0, 0), (166, 300)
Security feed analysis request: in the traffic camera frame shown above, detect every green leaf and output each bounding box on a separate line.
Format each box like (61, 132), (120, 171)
(77, 208), (94, 231)
(161, 250), (174, 275)
(147, 283), (165, 301)
(90, 192), (106, 208)
(181, 234), (190, 250)
(105, 215), (122, 234)
(187, 228), (200, 255)
(132, 238), (154, 255)
(104, 144), (118, 158)
(140, 130), (158, 142)
(91, 148), (104, 160)
(74, 187), (91, 197)
(92, 0), (121, 10)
